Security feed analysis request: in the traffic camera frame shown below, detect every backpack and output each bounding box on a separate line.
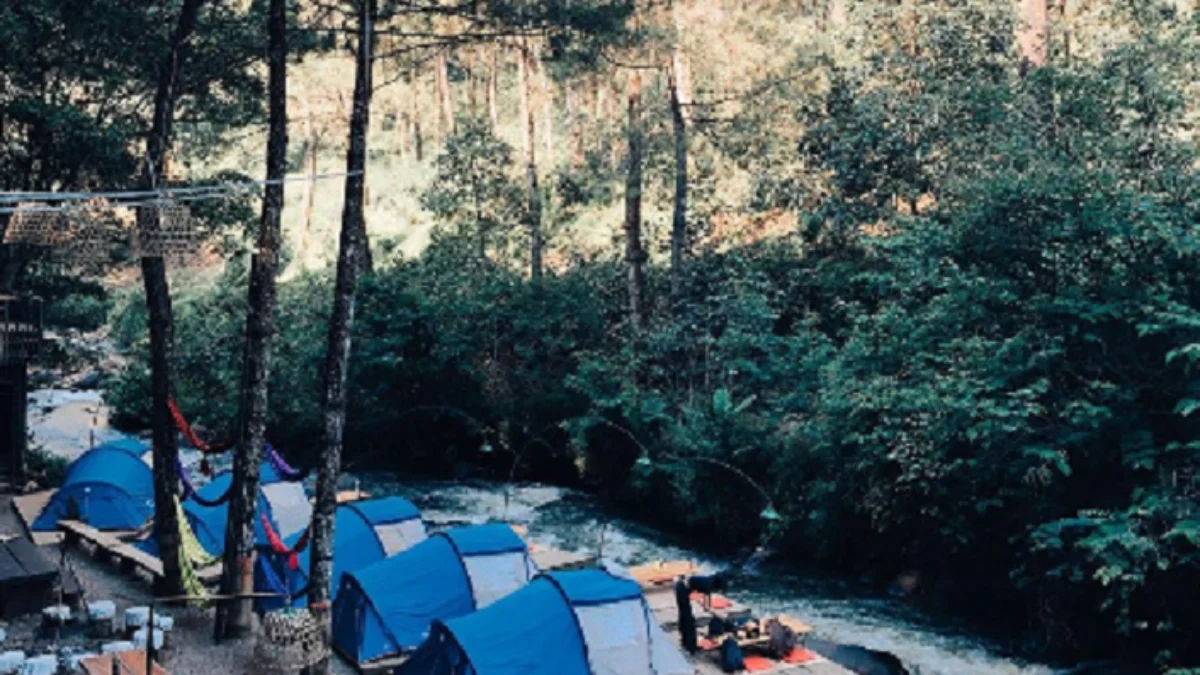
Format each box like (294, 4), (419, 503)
(767, 619), (798, 659)
(708, 616), (727, 638)
(719, 636), (745, 673)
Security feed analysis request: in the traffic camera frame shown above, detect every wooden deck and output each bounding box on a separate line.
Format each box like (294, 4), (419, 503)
(79, 649), (167, 675)
(11, 489), (60, 545)
(59, 520), (221, 585)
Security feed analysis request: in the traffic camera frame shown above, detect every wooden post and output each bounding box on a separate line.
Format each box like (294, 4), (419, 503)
(146, 602), (156, 675)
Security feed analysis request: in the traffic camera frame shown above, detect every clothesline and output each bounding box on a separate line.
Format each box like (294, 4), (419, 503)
(0, 169), (363, 210)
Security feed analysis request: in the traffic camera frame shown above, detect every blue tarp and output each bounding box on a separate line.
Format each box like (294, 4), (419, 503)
(397, 575), (592, 675)
(257, 497), (420, 611)
(32, 440), (154, 531)
(332, 524), (529, 664)
(182, 461), (284, 555)
(134, 460), (288, 559)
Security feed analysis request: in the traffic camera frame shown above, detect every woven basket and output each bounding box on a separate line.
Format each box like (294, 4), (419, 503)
(254, 608), (329, 673)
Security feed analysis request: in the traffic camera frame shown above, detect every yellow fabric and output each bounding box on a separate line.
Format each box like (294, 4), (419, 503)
(175, 497), (220, 567)
(174, 496), (214, 606)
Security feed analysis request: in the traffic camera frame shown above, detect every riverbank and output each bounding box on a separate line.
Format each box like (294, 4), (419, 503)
(24, 385), (1070, 675)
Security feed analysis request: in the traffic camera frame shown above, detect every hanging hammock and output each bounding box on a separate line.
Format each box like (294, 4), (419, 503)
(176, 495), (220, 567)
(265, 444), (307, 482)
(261, 513), (311, 571)
(169, 398), (235, 475)
(174, 496), (213, 606)
(177, 458), (234, 507)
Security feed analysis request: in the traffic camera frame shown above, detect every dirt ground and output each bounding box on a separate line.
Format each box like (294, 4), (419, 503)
(1, 495), (354, 675)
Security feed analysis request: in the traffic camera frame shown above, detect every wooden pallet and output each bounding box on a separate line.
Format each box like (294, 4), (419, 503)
(59, 519), (221, 584)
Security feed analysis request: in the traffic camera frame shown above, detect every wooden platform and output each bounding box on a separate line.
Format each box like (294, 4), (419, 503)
(11, 489), (60, 545)
(79, 649), (167, 675)
(59, 520), (221, 585)
(628, 559), (702, 593)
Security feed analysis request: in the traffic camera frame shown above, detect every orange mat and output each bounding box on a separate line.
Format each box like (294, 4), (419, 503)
(743, 656), (776, 672)
(690, 592), (733, 609)
(783, 648), (821, 664)
(698, 638), (720, 652)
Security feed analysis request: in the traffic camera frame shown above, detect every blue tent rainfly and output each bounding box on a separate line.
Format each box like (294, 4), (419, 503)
(396, 569), (693, 675)
(331, 523), (537, 665)
(256, 496), (426, 611)
(32, 439), (154, 532)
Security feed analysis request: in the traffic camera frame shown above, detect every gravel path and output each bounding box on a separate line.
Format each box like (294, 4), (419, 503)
(1, 495), (354, 675)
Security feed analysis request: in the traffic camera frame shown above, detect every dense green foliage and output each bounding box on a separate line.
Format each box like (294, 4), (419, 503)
(16, 0), (1198, 670)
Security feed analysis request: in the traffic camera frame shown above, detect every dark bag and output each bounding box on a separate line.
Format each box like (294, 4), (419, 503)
(720, 636), (745, 673)
(767, 619), (798, 659)
(708, 616), (727, 638)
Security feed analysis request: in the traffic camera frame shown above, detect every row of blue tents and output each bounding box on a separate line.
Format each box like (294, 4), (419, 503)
(29, 440), (694, 675)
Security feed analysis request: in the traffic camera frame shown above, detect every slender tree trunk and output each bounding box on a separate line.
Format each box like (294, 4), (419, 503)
(542, 65), (553, 163)
(567, 85), (584, 169)
(488, 46), (499, 129)
(215, 0), (287, 640)
(410, 74), (424, 161)
(1018, 0), (1049, 71)
(519, 43), (542, 282)
(668, 55), (689, 305)
(308, 0), (374, 670)
(436, 51), (454, 137)
(623, 69), (647, 331)
(469, 46), (480, 116)
(299, 114), (318, 269)
(139, 0), (206, 598)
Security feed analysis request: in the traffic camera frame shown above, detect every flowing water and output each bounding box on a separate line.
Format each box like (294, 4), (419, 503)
(30, 390), (1066, 675)
(355, 475), (1066, 675)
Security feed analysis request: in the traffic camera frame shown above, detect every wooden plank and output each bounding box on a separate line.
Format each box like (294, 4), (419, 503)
(11, 489), (60, 545)
(628, 560), (701, 592)
(79, 650), (168, 675)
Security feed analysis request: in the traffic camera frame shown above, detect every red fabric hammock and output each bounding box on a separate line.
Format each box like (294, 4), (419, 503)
(168, 399), (235, 475)
(261, 513), (311, 570)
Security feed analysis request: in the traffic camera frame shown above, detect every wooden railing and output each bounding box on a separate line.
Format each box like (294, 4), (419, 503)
(0, 295), (42, 363)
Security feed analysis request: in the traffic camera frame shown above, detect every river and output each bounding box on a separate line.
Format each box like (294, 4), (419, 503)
(30, 388), (1065, 675)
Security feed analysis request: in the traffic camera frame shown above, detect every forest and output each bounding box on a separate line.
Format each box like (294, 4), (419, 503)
(4, 0), (1200, 673)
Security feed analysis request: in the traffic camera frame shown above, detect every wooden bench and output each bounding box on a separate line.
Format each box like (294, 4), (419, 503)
(59, 520), (222, 584)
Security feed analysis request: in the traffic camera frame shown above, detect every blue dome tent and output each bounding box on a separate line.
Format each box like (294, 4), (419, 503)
(180, 460), (309, 555)
(395, 569), (693, 675)
(256, 496), (426, 611)
(331, 524), (536, 666)
(32, 440), (154, 531)
(133, 459), (310, 560)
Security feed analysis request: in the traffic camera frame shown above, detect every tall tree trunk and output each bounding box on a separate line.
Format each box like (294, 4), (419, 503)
(410, 73), (424, 161)
(542, 65), (553, 163)
(215, 0), (287, 640)
(519, 43), (542, 282)
(668, 53), (689, 305)
(623, 69), (647, 331)
(1018, 0), (1049, 71)
(299, 112), (318, 269)
(488, 46), (499, 129)
(567, 85), (584, 169)
(308, 0), (374, 670)
(436, 51), (454, 138)
(139, 0), (206, 598)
